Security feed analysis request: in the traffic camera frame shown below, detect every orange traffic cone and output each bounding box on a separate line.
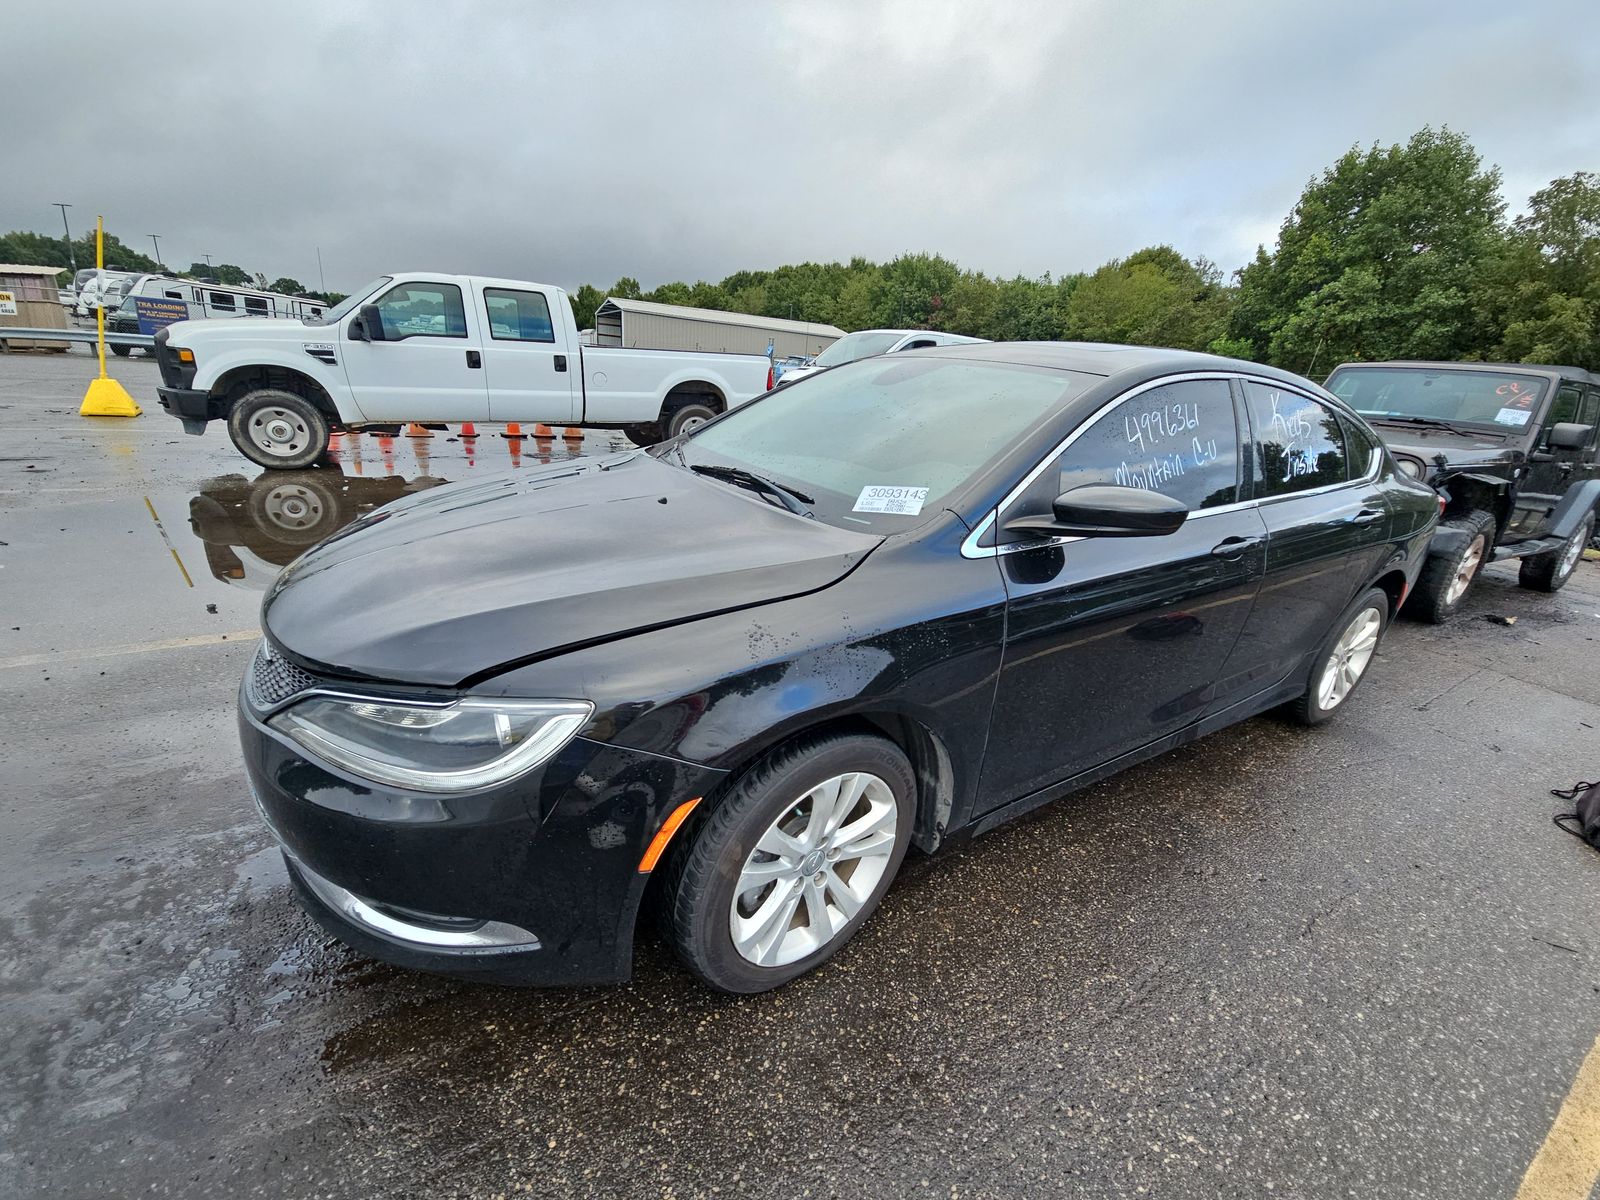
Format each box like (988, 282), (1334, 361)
(405, 422), (432, 438)
(459, 422), (478, 439)
(502, 422), (526, 440)
(563, 426), (583, 441)
(507, 437), (523, 467)
(533, 423), (555, 439)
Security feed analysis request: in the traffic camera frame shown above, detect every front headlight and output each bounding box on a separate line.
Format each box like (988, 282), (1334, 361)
(269, 694), (593, 792)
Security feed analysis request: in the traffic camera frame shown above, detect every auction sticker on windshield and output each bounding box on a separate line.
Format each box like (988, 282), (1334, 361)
(1494, 407), (1533, 426)
(853, 485), (929, 515)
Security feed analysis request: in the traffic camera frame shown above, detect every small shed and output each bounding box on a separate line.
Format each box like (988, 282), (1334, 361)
(0, 264), (70, 352)
(594, 297), (843, 359)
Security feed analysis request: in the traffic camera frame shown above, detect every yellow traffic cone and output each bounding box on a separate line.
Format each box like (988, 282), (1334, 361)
(79, 216), (142, 418)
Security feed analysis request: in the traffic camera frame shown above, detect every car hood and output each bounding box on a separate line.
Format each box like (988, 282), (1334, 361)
(1367, 421), (1522, 471)
(262, 452), (881, 686)
(169, 316), (307, 341)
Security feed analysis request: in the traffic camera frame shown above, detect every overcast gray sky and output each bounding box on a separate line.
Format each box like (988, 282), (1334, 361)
(4, 0), (1596, 293)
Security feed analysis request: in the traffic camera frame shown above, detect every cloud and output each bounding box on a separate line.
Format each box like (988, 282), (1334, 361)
(2, 0), (1595, 293)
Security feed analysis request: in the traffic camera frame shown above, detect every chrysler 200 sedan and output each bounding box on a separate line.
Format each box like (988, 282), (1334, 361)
(240, 343), (1439, 993)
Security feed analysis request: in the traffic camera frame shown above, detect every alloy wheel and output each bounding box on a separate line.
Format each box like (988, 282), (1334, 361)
(1316, 606), (1382, 711)
(1446, 535), (1485, 605)
(729, 771), (897, 968)
(1557, 521), (1587, 580)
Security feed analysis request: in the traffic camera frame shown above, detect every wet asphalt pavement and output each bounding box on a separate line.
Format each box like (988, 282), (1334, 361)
(3, 349), (1599, 1199)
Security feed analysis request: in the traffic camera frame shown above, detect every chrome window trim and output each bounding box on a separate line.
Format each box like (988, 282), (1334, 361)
(961, 371), (1382, 560)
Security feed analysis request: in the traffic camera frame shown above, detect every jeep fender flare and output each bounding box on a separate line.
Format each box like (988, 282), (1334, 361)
(1549, 478), (1600, 540)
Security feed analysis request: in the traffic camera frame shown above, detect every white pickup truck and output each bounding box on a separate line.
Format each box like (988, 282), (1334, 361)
(154, 272), (774, 468)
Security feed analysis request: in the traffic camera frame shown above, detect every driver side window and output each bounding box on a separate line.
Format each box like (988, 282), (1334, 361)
(1001, 379), (1240, 540)
(373, 282), (467, 340)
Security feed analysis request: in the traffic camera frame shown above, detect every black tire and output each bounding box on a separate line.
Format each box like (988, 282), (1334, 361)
(661, 733), (915, 993)
(622, 425), (659, 447)
(1289, 586), (1390, 726)
(110, 343), (132, 357)
(662, 397), (720, 440)
(1519, 510), (1595, 593)
(1410, 509), (1495, 623)
(227, 388), (330, 470)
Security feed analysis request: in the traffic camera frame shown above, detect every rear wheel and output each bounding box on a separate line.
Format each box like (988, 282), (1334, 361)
(1519, 510), (1595, 593)
(1410, 509), (1494, 623)
(622, 425), (659, 447)
(661, 733), (914, 993)
(662, 397), (719, 440)
(1290, 586), (1389, 726)
(110, 343), (132, 357)
(227, 388), (330, 470)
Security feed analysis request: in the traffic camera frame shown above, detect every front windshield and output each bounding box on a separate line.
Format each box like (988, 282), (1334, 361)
(1327, 366), (1548, 431)
(307, 277), (390, 326)
(813, 331), (906, 368)
(680, 356), (1097, 531)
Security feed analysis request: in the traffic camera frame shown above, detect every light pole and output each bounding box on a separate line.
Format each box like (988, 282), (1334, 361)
(148, 234), (164, 266)
(53, 203), (76, 276)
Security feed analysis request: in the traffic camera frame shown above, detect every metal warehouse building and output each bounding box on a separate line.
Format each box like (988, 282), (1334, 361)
(594, 297), (843, 358)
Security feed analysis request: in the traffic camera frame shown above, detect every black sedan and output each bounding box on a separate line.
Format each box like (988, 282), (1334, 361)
(240, 343), (1439, 993)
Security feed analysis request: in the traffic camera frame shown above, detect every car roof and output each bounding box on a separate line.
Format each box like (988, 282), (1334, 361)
(1331, 359), (1599, 386)
(917, 340), (1323, 389)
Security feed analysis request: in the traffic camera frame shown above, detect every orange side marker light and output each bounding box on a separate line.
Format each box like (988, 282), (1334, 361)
(637, 798), (703, 873)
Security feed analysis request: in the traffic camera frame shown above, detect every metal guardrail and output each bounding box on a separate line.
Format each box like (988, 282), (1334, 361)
(0, 327), (155, 350)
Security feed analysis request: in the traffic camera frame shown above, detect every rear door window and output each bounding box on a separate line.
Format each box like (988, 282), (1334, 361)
(483, 288), (555, 342)
(1244, 382), (1351, 498)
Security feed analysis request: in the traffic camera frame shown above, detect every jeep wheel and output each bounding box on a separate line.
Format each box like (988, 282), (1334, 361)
(227, 389), (331, 471)
(1519, 510), (1595, 594)
(1411, 509), (1495, 624)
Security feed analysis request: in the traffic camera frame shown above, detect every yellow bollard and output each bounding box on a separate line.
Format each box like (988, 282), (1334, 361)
(79, 216), (142, 418)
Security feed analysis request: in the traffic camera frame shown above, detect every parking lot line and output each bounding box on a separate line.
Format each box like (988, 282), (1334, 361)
(0, 630), (259, 671)
(1516, 1031), (1600, 1200)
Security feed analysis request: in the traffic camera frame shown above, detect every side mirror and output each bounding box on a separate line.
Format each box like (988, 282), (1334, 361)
(351, 304), (386, 342)
(1547, 421), (1591, 451)
(1003, 484), (1189, 539)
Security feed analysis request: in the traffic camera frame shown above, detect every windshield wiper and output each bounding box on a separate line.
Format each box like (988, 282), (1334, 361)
(1366, 414), (1505, 439)
(688, 464), (814, 516)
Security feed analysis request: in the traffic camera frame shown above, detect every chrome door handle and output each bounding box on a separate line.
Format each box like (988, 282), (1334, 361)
(1351, 508), (1384, 526)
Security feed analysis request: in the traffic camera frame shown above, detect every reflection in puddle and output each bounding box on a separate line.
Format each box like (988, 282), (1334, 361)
(186, 431), (605, 589)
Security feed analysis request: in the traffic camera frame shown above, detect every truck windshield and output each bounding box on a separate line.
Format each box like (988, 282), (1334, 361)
(1327, 366), (1549, 431)
(813, 331), (908, 368)
(305, 278), (391, 326)
(678, 357), (1097, 531)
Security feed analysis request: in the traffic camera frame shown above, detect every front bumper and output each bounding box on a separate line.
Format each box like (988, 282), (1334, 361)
(157, 385), (211, 428)
(240, 693), (725, 986)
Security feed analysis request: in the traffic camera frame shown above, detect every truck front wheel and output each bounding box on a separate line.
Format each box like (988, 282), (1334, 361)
(227, 389), (331, 470)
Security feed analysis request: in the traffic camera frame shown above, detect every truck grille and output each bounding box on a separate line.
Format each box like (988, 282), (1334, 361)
(248, 642), (317, 710)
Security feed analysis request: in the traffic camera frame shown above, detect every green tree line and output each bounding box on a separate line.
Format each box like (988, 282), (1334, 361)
(8, 128), (1594, 371)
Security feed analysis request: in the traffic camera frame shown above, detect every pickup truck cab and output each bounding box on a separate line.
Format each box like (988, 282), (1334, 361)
(155, 272), (774, 468)
(1325, 360), (1600, 621)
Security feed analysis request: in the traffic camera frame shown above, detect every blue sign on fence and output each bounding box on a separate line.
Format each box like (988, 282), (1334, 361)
(131, 296), (190, 335)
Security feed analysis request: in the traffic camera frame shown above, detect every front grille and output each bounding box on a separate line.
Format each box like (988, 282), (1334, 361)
(249, 642), (317, 709)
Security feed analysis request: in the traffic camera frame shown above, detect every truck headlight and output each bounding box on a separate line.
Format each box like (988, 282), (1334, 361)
(270, 695), (593, 792)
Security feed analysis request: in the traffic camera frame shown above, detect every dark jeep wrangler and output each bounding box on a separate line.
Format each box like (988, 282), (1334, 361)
(1324, 361), (1600, 622)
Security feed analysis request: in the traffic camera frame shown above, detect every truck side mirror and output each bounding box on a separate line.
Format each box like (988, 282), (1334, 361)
(350, 304), (386, 342)
(1547, 421), (1591, 451)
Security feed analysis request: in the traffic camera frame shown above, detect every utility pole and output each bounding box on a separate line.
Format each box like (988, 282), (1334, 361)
(53, 203), (76, 275)
(316, 245), (327, 295)
(202, 253), (213, 269)
(148, 234), (163, 266)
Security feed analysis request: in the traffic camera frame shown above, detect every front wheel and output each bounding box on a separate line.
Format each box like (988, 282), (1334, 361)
(1290, 586), (1390, 726)
(1518, 511), (1594, 593)
(661, 733), (915, 993)
(1410, 509), (1495, 623)
(110, 343), (132, 357)
(227, 389), (330, 470)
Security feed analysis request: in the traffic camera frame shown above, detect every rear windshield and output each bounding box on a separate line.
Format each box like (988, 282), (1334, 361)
(680, 357), (1098, 531)
(813, 331), (906, 368)
(1327, 366), (1549, 431)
